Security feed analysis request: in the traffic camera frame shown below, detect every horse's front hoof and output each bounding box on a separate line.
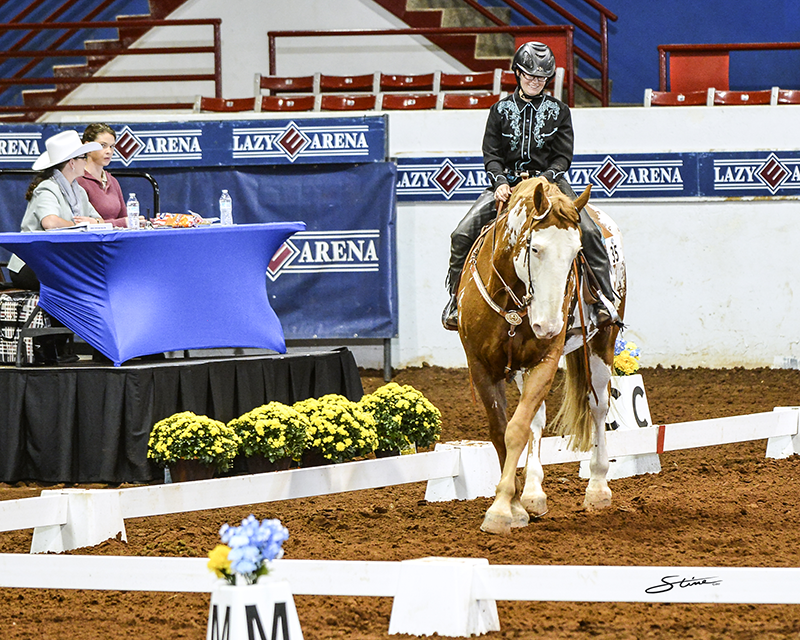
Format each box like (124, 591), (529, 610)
(521, 493), (548, 518)
(583, 488), (613, 511)
(480, 512), (513, 535)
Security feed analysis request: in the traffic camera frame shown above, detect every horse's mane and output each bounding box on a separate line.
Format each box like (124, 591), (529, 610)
(507, 177), (580, 227)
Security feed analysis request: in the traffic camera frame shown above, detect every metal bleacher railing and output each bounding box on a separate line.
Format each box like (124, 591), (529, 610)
(0, 18), (222, 118)
(268, 0), (617, 107)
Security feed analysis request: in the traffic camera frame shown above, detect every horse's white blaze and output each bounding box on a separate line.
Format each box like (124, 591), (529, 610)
(514, 225), (581, 339)
(505, 200), (527, 247)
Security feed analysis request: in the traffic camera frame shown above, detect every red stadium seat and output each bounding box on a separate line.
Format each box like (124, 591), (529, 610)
(258, 94), (317, 112)
(379, 72), (439, 92)
(712, 89), (775, 105)
(440, 71), (495, 92)
(644, 88), (713, 106)
(440, 93), (499, 110)
(254, 74), (316, 96)
(498, 70), (517, 93)
(318, 73), (377, 93)
(319, 94), (377, 111)
(193, 96), (257, 113)
(378, 92), (438, 110)
(776, 89), (800, 104)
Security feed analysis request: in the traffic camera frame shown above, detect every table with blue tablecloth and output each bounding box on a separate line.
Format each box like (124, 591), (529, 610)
(0, 222), (305, 366)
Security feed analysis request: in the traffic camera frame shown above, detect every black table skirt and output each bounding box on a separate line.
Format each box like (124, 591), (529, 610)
(0, 348), (363, 484)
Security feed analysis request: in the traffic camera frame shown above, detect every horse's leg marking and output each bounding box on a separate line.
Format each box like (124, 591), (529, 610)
(584, 349), (613, 510)
(521, 401), (548, 517)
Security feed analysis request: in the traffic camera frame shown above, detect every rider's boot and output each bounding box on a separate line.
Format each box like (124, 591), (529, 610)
(579, 210), (622, 329)
(442, 293), (458, 331)
(442, 189), (497, 331)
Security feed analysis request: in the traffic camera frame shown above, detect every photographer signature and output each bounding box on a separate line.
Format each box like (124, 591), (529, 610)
(645, 575), (722, 594)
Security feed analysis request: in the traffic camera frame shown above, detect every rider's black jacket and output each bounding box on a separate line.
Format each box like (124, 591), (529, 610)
(482, 90), (574, 190)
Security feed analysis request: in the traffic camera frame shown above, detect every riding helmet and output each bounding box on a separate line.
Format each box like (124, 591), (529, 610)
(512, 41), (556, 79)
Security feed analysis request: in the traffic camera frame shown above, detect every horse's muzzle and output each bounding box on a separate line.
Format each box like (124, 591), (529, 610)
(530, 317), (563, 340)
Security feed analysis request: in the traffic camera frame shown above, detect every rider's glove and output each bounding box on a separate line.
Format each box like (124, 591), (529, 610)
(541, 169), (557, 184)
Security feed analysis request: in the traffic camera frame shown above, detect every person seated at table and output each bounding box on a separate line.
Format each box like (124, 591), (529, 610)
(7, 130), (104, 291)
(76, 123), (130, 227)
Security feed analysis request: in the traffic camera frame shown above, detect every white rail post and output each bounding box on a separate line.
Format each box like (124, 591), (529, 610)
(31, 489), (126, 554)
(765, 407), (800, 459)
(424, 441), (499, 502)
(388, 557), (499, 637)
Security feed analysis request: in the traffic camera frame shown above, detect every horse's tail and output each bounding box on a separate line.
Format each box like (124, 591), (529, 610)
(552, 347), (594, 451)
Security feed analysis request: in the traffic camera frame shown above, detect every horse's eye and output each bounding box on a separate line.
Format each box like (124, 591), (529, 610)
(530, 246), (539, 255)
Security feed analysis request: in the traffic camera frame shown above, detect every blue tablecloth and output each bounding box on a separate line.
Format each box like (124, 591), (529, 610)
(0, 222), (305, 365)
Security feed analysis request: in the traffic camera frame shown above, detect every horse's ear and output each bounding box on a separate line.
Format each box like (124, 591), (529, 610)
(532, 180), (548, 216)
(573, 184), (591, 211)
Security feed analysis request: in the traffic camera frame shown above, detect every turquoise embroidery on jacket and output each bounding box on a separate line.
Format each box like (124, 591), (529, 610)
(533, 101), (560, 148)
(497, 100), (521, 150)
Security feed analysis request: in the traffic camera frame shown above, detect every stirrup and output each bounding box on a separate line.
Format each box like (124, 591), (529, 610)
(591, 301), (622, 330)
(441, 295), (458, 331)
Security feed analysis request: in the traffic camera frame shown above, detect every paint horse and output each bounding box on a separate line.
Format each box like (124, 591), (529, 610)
(457, 176), (626, 535)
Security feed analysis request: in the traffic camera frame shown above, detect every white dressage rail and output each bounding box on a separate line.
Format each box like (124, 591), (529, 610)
(3, 554), (800, 603)
(1, 408), (799, 554)
(3, 554), (800, 637)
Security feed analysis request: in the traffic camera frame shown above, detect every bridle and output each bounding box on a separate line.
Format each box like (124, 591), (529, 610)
(467, 195), (567, 378)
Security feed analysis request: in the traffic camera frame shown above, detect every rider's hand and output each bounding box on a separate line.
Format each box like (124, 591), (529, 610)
(494, 183), (512, 203)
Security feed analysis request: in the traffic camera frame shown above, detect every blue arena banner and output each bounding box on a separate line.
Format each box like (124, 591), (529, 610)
(698, 151), (800, 197)
(569, 153), (697, 198)
(395, 157), (491, 201)
(397, 151), (800, 200)
(0, 117), (387, 168)
(396, 153), (698, 201)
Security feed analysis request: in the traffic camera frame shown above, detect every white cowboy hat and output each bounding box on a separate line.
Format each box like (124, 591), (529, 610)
(32, 130), (102, 171)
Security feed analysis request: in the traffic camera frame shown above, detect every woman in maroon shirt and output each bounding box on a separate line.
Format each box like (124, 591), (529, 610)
(76, 123), (128, 227)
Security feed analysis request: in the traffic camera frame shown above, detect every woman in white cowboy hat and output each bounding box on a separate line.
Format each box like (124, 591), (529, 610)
(8, 130), (104, 290)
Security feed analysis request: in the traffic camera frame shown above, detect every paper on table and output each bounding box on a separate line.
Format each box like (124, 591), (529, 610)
(45, 222), (115, 232)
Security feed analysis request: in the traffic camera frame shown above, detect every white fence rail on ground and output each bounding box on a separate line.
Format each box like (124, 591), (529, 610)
(3, 554), (800, 604)
(1, 408), (799, 555)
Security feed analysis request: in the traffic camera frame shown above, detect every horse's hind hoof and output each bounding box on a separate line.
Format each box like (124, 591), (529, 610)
(480, 512), (512, 535)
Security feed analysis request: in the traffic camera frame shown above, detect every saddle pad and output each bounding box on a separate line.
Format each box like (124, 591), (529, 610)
(585, 203), (626, 300)
(0, 291), (48, 364)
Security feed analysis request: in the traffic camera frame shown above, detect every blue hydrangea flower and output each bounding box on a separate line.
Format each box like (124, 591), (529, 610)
(217, 515), (289, 583)
(614, 337), (626, 356)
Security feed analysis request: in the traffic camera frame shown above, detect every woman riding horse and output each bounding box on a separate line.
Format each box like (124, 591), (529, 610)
(442, 41), (620, 332)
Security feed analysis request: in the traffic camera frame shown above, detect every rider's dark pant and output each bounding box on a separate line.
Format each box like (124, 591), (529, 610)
(445, 181), (615, 303)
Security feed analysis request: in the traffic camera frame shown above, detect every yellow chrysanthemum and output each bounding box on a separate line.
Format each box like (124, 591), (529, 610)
(207, 544), (232, 577)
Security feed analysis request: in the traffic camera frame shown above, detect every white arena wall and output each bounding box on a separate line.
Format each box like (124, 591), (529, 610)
(384, 105), (800, 370)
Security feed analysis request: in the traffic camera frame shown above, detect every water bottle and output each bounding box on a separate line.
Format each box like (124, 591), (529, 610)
(126, 193), (140, 230)
(219, 189), (233, 225)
